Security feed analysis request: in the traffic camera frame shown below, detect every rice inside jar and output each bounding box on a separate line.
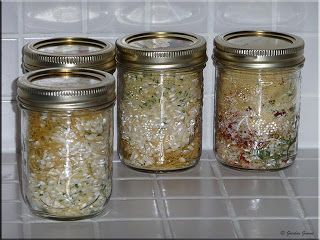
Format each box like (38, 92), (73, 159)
(213, 31), (305, 170)
(116, 32), (207, 171)
(17, 68), (115, 220)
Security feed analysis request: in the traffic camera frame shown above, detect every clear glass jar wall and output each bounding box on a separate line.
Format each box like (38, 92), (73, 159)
(214, 66), (302, 170)
(17, 68), (115, 220)
(117, 68), (203, 171)
(20, 107), (114, 219)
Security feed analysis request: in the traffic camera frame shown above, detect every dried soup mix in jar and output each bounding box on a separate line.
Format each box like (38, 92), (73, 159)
(213, 31), (305, 170)
(116, 32), (207, 171)
(17, 68), (115, 219)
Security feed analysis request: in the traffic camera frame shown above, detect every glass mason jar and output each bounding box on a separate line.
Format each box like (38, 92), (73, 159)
(22, 37), (115, 74)
(213, 31), (305, 170)
(116, 32), (207, 171)
(17, 68), (116, 220)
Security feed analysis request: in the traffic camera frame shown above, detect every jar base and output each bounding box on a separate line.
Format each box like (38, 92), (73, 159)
(119, 156), (200, 173)
(28, 207), (107, 221)
(215, 153), (295, 171)
(24, 191), (112, 221)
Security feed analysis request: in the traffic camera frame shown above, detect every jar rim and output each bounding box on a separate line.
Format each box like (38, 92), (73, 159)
(22, 37), (116, 72)
(17, 68), (116, 111)
(213, 30), (305, 69)
(116, 31), (207, 70)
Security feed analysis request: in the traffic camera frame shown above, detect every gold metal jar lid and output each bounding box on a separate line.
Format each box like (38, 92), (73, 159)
(22, 37), (116, 73)
(116, 32), (207, 70)
(213, 30), (305, 69)
(17, 68), (116, 111)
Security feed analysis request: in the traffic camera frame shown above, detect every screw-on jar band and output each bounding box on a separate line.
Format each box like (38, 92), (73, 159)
(22, 37), (116, 73)
(116, 32), (207, 70)
(213, 30), (305, 69)
(17, 68), (116, 111)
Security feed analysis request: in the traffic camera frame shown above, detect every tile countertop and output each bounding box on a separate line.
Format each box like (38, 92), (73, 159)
(2, 150), (319, 239)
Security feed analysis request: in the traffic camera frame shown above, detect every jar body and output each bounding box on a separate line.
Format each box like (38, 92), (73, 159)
(20, 107), (114, 220)
(214, 66), (302, 170)
(117, 67), (204, 171)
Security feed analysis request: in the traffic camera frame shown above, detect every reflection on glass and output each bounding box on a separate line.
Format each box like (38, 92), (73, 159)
(218, 3), (272, 25)
(249, 198), (261, 211)
(114, 3), (204, 26)
(276, 4), (307, 27)
(150, 4), (193, 24)
(115, 6), (145, 25)
(27, 6), (81, 23)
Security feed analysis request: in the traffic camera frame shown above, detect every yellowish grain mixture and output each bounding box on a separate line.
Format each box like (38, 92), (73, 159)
(24, 109), (113, 218)
(118, 70), (203, 171)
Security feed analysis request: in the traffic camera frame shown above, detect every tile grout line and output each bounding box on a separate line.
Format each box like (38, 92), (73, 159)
(18, 3), (31, 237)
(278, 170), (315, 237)
(210, 161), (244, 239)
(17, 0), (24, 79)
(92, 219), (100, 239)
(153, 174), (174, 238)
(2, 32), (320, 38)
(81, 0), (88, 34)
(271, 0), (277, 31)
(144, 1), (151, 31)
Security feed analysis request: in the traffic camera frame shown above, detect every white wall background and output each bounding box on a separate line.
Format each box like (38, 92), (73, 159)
(1, 0), (319, 153)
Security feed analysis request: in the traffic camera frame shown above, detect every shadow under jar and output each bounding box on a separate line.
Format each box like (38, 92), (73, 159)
(22, 37), (116, 74)
(213, 31), (305, 170)
(116, 32), (207, 172)
(17, 68), (116, 220)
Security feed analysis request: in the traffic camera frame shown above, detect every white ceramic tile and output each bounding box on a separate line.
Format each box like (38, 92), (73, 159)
(296, 149), (319, 160)
(201, 150), (215, 160)
(298, 96), (319, 149)
(299, 198), (318, 218)
(216, 161), (281, 178)
(1, 101), (19, 154)
(2, 164), (18, 181)
(169, 220), (237, 239)
(2, 2), (19, 34)
(2, 183), (21, 201)
(283, 160), (318, 178)
(160, 179), (222, 197)
(164, 199), (228, 218)
(300, 34), (318, 97)
(1, 202), (22, 222)
(289, 179), (318, 197)
(112, 179), (156, 198)
(98, 199), (160, 219)
(1, 153), (20, 164)
(213, 2), (273, 34)
(309, 219), (319, 238)
(204, 50), (214, 94)
(98, 220), (165, 238)
(148, 2), (208, 33)
(87, 2), (146, 34)
(239, 219), (314, 239)
(231, 198), (300, 218)
(224, 179), (287, 196)
(113, 162), (153, 179)
(2, 223), (24, 239)
(2, 39), (19, 98)
(274, 2), (318, 33)
(202, 95), (214, 150)
(30, 222), (94, 239)
(157, 161), (215, 179)
(23, 2), (83, 33)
